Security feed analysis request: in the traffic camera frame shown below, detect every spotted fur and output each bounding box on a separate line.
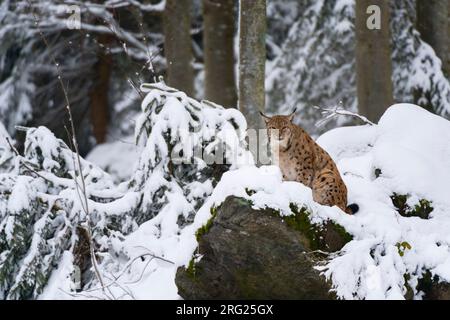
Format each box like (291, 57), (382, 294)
(262, 112), (357, 214)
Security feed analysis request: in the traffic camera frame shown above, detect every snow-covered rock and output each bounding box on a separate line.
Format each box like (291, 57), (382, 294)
(176, 196), (343, 300)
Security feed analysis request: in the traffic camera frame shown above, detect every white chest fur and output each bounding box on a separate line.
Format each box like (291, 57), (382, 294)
(270, 139), (297, 181)
(279, 156), (298, 181)
(270, 140), (282, 166)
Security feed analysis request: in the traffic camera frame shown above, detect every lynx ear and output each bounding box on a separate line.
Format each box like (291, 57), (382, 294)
(259, 111), (271, 122)
(288, 107), (297, 122)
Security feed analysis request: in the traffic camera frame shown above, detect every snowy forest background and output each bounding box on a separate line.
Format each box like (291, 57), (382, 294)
(1, 0), (450, 300)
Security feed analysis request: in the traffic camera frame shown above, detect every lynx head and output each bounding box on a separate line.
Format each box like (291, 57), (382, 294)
(260, 109), (296, 150)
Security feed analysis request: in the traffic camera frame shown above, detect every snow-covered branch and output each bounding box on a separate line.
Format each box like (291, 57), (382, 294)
(314, 103), (375, 127)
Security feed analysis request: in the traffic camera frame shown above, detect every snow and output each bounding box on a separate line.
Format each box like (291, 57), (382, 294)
(2, 0), (450, 301)
(22, 83), (251, 300)
(96, 103), (450, 300)
(266, 0), (450, 139)
(86, 138), (142, 183)
(3, 80), (450, 300)
(0, 122), (15, 173)
(38, 251), (75, 300)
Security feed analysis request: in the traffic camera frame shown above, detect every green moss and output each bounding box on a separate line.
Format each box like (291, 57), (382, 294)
(186, 256), (197, 279)
(413, 199), (433, 219)
(403, 273), (414, 300)
(391, 193), (433, 219)
(284, 204), (322, 250)
(283, 203), (353, 252)
(416, 270), (450, 299)
(391, 193), (409, 215)
(417, 270), (438, 295)
(195, 206), (218, 242)
(237, 197), (254, 206)
(331, 222), (353, 244)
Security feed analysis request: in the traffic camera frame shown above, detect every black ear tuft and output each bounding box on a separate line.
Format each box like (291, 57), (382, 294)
(259, 111), (271, 120)
(288, 107), (297, 122)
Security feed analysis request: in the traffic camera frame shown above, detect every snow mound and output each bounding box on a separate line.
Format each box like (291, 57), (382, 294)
(315, 104), (450, 299)
(86, 138), (142, 183)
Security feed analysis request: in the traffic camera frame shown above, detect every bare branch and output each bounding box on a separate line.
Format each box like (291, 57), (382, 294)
(314, 103), (375, 127)
(25, 0), (114, 299)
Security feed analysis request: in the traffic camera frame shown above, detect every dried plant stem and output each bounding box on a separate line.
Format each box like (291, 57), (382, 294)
(26, 0), (113, 299)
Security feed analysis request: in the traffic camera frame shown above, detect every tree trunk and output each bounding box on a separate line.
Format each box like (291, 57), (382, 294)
(238, 0), (266, 130)
(417, 0), (449, 76)
(203, 0), (237, 108)
(89, 34), (112, 144)
(163, 0), (194, 96)
(355, 0), (394, 123)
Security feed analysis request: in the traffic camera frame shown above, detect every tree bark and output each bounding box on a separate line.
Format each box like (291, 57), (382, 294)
(89, 34), (112, 144)
(203, 0), (237, 108)
(355, 0), (394, 123)
(238, 0), (266, 130)
(163, 0), (194, 96)
(417, 0), (449, 76)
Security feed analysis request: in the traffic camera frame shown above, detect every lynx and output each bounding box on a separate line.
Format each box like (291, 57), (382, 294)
(260, 110), (358, 215)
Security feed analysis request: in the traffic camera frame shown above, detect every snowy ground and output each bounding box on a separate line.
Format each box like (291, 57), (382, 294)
(42, 103), (450, 300)
(86, 138), (142, 183)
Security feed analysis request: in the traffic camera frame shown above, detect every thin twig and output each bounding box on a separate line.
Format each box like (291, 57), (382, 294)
(124, 258), (154, 285)
(83, 252), (173, 294)
(131, 246), (175, 265)
(63, 125), (88, 215)
(26, 0), (112, 299)
(314, 103), (375, 127)
(103, 273), (136, 300)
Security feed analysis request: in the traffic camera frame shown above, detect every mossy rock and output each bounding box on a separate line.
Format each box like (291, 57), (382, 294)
(391, 193), (433, 219)
(402, 271), (450, 300)
(284, 203), (352, 253)
(195, 206), (218, 242)
(175, 196), (352, 299)
(417, 271), (450, 300)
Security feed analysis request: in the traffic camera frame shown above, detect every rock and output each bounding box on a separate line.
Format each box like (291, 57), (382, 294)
(176, 196), (352, 299)
(417, 271), (450, 300)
